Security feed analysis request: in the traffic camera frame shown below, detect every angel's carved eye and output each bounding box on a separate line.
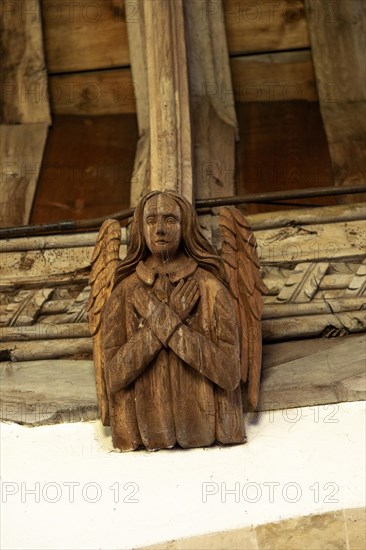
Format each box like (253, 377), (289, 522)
(165, 216), (178, 225)
(146, 217), (156, 225)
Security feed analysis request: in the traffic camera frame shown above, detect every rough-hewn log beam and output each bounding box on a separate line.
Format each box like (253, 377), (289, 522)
(144, 0), (193, 201)
(1, 334), (364, 425)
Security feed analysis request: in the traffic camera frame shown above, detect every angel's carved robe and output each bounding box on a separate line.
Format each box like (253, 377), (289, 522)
(103, 257), (245, 451)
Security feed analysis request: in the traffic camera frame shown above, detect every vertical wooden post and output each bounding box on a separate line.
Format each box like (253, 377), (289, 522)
(144, 0), (194, 202)
(0, 0), (51, 226)
(126, 0), (151, 206)
(144, 0), (193, 201)
(127, 0), (238, 206)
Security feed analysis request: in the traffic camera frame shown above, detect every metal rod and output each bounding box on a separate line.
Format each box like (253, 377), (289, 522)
(0, 185), (364, 239)
(195, 185), (366, 208)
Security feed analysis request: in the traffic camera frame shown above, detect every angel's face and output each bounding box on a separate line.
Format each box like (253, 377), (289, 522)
(143, 195), (182, 260)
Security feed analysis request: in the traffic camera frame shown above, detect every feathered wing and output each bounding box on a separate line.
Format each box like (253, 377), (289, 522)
(218, 207), (267, 409)
(87, 219), (122, 425)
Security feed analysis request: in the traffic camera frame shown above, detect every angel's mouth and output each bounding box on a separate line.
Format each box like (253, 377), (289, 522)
(155, 240), (168, 244)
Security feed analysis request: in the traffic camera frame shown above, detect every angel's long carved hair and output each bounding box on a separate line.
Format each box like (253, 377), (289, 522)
(113, 191), (227, 287)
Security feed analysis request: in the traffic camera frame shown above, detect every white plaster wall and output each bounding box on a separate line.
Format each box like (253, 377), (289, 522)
(1, 401), (365, 550)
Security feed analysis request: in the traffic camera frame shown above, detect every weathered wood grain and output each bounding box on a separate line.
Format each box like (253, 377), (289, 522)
(0, 124), (48, 226)
(262, 333), (354, 369)
(144, 0), (193, 201)
(320, 103), (366, 189)
(0, 0), (50, 226)
(0, 273), (90, 292)
(42, 0), (130, 73)
(95, 194), (249, 449)
(0, 232), (101, 253)
(247, 202), (366, 230)
(49, 68), (136, 116)
(258, 334), (366, 410)
(262, 310), (366, 341)
(184, 0), (237, 199)
(256, 220), (366, 264)
(263, 297), (365, 319)
(0, 323), (90, 342)
(0, 0), (50, 124)
(305, 0), (366, 190)
(231, 50), (316, 103)
(0, 247), (94, 280)
(125, 0), (151, 206)
(225, 0), (309, 55)
(48, 51), (318, 116)
(41, 0), (309, 75)
(0, 338), (93, 362)
(126, 0), (148, 133)
(0, 359), (97, 425)
(1, 335), (364, 425)
(129, 131), (151, 207)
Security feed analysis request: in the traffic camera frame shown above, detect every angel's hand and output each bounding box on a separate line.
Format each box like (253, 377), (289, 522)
(170, 278), (200, 322)
(133, 286), (161, 320)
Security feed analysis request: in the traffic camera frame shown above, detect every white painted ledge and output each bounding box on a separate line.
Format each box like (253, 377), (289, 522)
(1, 401), (365, 550)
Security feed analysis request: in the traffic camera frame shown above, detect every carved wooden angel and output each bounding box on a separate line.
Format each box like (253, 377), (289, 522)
(87, 191), (266, 451)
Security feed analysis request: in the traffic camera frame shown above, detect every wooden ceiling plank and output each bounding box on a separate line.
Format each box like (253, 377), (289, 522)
(42, 0), (129, 73)
(224, 0), (310, 55)
(41, 0), (310, 74)
(48, 51), (318, 117)
(231, 50), (317, 103)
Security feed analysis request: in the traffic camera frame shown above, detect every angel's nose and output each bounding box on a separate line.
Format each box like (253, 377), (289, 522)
(156, 219), (166, 235)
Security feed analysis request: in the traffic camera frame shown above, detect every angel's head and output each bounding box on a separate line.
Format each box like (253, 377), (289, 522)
(142, 193), (183, 262)
(114, 190), (226, 285)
